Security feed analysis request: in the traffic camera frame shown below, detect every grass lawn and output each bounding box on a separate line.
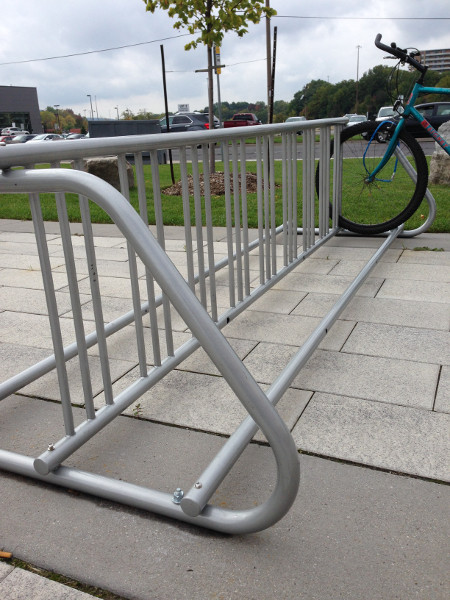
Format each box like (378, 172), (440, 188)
(0, 158), (448, 233)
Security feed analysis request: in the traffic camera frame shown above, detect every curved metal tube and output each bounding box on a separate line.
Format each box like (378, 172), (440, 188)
(0, 167), (300, 534)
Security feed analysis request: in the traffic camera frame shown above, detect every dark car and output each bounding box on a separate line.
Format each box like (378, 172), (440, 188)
(401, 102), (450, 138)
(65, 133), (86, 140)
(160, 112), (218, 133)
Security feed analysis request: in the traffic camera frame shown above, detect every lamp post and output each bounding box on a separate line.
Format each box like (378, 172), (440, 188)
(87, 94), (94, 119)
(356, 45), (362, 113)
(53, 104), (61, 132)
(115, 106), (119, 120)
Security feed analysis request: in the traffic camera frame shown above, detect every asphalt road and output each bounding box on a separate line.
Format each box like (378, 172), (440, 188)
(166, 138), (435, 163)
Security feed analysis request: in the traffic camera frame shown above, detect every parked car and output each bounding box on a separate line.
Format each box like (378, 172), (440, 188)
(223, 113), (261, 128)
(10, 134), (38, 143)
(28, 133), (64, 142)
(285, 116), (307, 134)
(375, 106), (396, 122)
(0, 135), (18, 144)
(399, 101), (450, 138)
(1, 126), (28, 135)
(346, 114), (367, 126)
(65, 133), (86, 140)
(159, 112), (218, 133)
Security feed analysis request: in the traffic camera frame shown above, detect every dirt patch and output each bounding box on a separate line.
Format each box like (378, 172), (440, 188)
(163, 172), (260, 196)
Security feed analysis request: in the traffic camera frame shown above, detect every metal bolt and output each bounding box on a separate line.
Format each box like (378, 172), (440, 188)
(194, 482), (202, 489)
(172, 487), (184, 504)
(48, 443), (55, 451)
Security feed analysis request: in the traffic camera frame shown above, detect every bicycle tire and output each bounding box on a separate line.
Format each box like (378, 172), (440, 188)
(316, 121), (428, 235)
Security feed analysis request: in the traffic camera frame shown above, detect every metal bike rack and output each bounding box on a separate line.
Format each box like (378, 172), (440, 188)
(0, 121), (403, 533)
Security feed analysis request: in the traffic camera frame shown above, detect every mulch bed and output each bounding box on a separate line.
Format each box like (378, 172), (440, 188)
(163, 172), (260, 196)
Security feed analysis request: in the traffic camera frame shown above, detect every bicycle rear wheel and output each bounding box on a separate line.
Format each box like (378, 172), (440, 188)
(317, 121), (428, 235)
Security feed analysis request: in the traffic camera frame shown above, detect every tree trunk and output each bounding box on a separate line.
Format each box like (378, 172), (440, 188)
(207, 45), (215, 174)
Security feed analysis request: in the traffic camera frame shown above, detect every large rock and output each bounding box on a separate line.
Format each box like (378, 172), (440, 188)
(81, 157), (135, 191)
(429, 121), (450, 185)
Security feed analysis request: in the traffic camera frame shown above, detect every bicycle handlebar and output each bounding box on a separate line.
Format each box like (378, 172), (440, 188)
(375, 33), (427, 74)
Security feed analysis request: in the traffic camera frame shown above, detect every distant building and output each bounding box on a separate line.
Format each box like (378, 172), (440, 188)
(418, 48), (450, 72)
(0, 85), (43, 133)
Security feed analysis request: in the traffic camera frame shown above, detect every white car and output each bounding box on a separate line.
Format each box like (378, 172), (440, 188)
(1, 126), (28, 135)
(346, 115), (367, 126)
(375, 106), (396, 121)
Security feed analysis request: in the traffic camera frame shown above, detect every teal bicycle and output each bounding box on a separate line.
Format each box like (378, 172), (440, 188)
(318, 33), (450, 235)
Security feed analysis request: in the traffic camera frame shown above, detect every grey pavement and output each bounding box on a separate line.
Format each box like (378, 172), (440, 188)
(0, 219), (449, 599)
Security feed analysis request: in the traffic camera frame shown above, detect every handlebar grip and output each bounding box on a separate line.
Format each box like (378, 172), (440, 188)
(374, 33), (427, 73)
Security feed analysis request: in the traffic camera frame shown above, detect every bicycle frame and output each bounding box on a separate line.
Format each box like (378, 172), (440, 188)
(368, 81), (450, 181)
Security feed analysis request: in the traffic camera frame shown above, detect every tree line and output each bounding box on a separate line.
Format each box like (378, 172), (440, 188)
(40, 64), (449, 130)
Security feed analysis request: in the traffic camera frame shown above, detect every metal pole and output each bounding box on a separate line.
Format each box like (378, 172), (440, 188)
(356, 45), (361, 113)
(266, 0), (272, 123)
(87, 95), (94, 119)
(269, 27), (277, 124)
(160, 44), (175, 184)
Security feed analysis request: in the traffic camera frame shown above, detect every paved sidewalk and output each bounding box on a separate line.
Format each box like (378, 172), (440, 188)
(0, 219), (449, 599)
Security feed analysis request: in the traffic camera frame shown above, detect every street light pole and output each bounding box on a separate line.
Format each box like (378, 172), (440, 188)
(87, 94), (94, 119)
(115, 106), (119, 120)
(53, 104), (60, 132)
(356, 45), (362, 113)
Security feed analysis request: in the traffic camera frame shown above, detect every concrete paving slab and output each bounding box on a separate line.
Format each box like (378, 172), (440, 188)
(312, 245), (402, 261)
(246, 288), (307, 314)
(0, 567), (94, 599)
(47, 235), (125, 248)
(330, 259), (450, 281)
(0, 562), (14, 581)
(274, 271), (384, 297)
(0, 407), (448, 600)
(243, 346), (439, 409)
(0, 311), (96, 350)
(92, 368), (310, 439)
(0, 268), (72, 291)
(0, 287), (91, 317)
(0, 253), (63, 270)
(293, 392), (450, 481)
(377, 278), (450, 303)
(292, 293), (450, 330)
(399, 248), (450, 265)
(51, 245), (130, 262)
(224, 310), (355, 351)
(343, 321), (450, 366)
(435, 366), (450, 414)
(0, 342), (50, 382)
(22, 353), (136, 406)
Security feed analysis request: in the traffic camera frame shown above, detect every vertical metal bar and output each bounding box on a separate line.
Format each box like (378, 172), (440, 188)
(255, 136), (265, 285)
(73, 158), (114, 406)
(332, 125), (343, 228)
(179, 147), (196, 292)
(286, 132), (293, 263)
(54, 185), (96, 421)
(269, 135), (277, 276)
(134, 151), (161, 367)
(190, 145), (207, 308)
(291, 132), (298, 259)
(263, 136), (271, 279)
(239, 137), (250, 298)
(29, 193), (75, 436)
(222, 142), (235, 308)
(118, 154), (147, 376)
(150, 149), (174, 357)
(231, 139), (243, 302)
(201, 143), (218, 322)
(281, 132), (288, 267)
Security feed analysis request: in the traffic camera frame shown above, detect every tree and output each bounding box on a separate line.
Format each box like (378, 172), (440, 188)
(142, 1), (276, 171)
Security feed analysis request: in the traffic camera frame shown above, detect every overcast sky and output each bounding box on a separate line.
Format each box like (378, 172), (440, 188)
(1, 0), (449, 118)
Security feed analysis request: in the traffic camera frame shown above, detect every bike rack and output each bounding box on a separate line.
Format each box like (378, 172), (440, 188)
(0, 122), (404, 533)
